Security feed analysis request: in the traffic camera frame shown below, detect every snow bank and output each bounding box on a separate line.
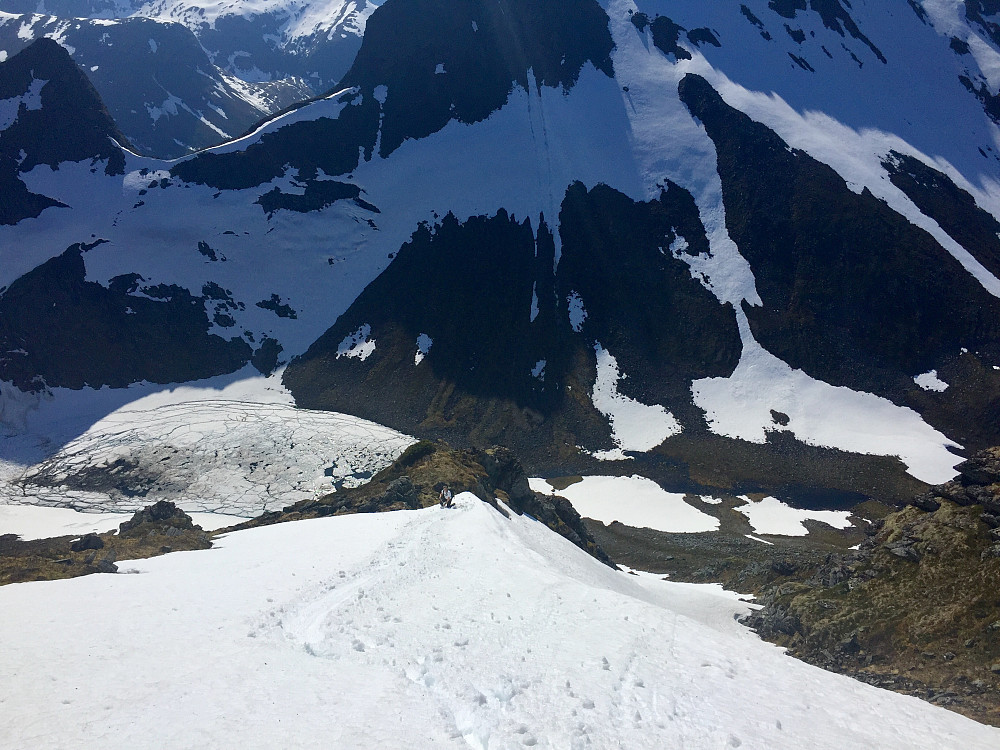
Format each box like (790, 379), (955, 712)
(591, 343), (681, 454)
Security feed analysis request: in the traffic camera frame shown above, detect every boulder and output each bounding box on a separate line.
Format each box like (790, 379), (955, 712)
(70, 533), (104, 552)
(119, 500), (196, 536)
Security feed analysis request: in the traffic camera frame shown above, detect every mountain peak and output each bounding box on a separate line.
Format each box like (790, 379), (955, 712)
(0, 37), (130, 224)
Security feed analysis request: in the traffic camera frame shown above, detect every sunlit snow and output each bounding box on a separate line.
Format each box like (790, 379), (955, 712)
(914, 369), (949, 392)
(735, 495), (854, 537)
(692, 312), (963, 484)
(530, 475), (718, 533)
(591, 343), (681, 454)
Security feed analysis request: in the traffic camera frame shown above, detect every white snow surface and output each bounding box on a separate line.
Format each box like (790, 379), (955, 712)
(692, 313), (963, 484)
(566, 290), (588, 332)
(735, 495), (855, 537)
(530, 475), (718, 533)
(591, 343), (681, 454)
(73, 0), (380, 45)
(2, 495), (997, 749)
(414, 332), (432, 365)
(914, 369), (950, 392)
(0, 77), (46, 131)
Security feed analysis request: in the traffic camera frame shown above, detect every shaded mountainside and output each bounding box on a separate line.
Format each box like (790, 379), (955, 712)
(283, 181), (742, 466)
(0, 242), (252, 391)
(0, 38), (128, 224)
(742, 447), (1000, 726)
(227, 440), (614, 566)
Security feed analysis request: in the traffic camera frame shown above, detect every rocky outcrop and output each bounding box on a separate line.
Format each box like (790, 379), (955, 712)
(227, 441), (614, 566)
(1, 500), (210, 585)
(119, 500), (198, 536)
(742, 447), (1000, 726)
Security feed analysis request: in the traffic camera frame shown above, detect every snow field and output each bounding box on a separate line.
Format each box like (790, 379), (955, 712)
(1, 494), (998, 748)
(530, 475), (719, 533)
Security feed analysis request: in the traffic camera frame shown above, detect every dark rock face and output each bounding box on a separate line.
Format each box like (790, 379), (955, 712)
(883, 151), (1000, 281)
(256, 181), (370, 217)
(284, 181), (741, 464)
(0, 242), (251, 390)
(343, 0), (615, 155)
(557, 182), (741, 424)
(172, 0), (614, 190)
(0, 38), (128, 224)
(767, 0), (885, 63)
(648, 17), (693, 61)
(678, 73), (1000, 450)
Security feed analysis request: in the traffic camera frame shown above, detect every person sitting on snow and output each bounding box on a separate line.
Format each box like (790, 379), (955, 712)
(439, 484), (454, 508)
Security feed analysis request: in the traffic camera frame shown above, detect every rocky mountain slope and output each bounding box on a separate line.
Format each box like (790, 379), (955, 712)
(742, 447), (1000, 726)
(3, 0), (1000, 512)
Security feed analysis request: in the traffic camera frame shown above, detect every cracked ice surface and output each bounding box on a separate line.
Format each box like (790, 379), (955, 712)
(2, 400), (414, 516)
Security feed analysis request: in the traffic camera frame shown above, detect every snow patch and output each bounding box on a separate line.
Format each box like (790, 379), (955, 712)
(591, 343), (681, 454)
(567, 290), (587, 332)
(413, 332), (432, 365)
(531, 359), (546, 380)
(337, 324), (376, 361)
(692, 312), (962, 484)
(914, 369), (949, 392)
(0, 77), (46, 131)
(735, 496), (854, 537)
(530, 474), (719, 533)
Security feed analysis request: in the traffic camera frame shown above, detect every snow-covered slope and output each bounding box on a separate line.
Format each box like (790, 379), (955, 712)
(3, 0), (1000, 514)
(1, 494), (998, 748)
